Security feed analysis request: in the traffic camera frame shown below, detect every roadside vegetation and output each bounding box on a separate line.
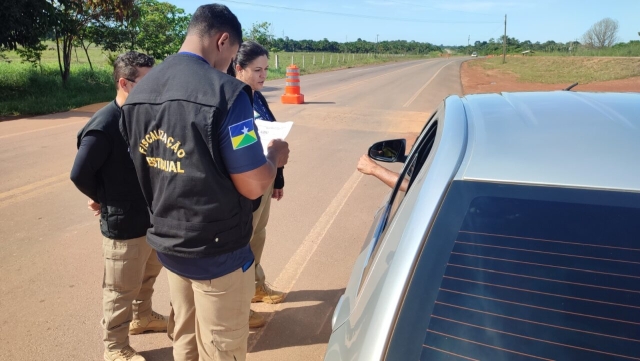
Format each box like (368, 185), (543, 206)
(2, 1), (638, 117)
(0, 45), (429, 117)
(452, 18), (640, 58)
(468, 56), (640, 84)
(0, 63), (113, 117)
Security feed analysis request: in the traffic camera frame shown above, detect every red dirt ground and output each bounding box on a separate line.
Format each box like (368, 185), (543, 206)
(461, 61), (640, 94)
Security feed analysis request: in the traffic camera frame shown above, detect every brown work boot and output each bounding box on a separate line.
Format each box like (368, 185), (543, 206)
(249, 310), (265, 328)
(252, 284), (285, 304)
(129, 311), (167, 335)
(104, 345), (145, 361)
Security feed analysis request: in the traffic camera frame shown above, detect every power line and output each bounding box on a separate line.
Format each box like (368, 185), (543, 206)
(393, 1), (496, 16)
(218, 0), (502, 24)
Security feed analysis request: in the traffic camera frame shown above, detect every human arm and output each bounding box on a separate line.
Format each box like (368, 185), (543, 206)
(357, 154), (408, 192)
(87, 199), (101, 216)
(70, 131), (110, 203)
(271, 167), (284, 200)
(219, 92), (289, 200)
(272, 188), (283, 201)
(257, 91), (285, 200)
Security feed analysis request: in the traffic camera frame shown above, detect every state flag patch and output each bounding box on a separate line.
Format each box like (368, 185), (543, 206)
(229, 118), (258, 150)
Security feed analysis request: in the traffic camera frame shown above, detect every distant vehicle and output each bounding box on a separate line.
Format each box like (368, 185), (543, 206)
(324, 92), (640, 361)
(471, 51), (478, 57)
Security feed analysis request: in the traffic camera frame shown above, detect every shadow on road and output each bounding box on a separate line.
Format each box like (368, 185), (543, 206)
(303, 102), (336, 105)
(139, 346), (173, 361)
(249, 288), (345, 353)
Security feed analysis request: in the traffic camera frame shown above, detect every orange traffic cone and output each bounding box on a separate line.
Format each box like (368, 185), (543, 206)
(281, 65), (304, 104)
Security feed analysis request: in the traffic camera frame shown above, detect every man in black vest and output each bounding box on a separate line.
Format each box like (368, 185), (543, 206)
(71, 51), (166, 361)
(120, 4), (289, 361)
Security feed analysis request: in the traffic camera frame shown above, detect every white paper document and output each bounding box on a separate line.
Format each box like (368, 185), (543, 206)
(255, 120), (293, 155)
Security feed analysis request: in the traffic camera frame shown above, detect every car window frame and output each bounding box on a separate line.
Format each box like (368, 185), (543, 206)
(357, 113), (440, 295)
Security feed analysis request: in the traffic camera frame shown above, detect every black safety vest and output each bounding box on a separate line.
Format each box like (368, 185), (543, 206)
(120, 54), (255, 258)
(77, 101), (151, 240)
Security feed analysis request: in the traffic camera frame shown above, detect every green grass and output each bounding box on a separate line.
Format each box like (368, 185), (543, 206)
(0, 43), (435, 117)
(0, 43), (117, 117)
(536, 43), (640, 57)
(0, 63), (114, 117)
(471, 56), (640, 84)
(2, 41), (112, 67)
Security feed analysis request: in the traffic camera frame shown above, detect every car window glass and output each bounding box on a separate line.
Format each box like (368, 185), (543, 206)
(358, 119), (438, 293)
(387, 181), (640, 361)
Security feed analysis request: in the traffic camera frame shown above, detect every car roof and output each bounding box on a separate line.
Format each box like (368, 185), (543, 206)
(457, 91), (640, 192)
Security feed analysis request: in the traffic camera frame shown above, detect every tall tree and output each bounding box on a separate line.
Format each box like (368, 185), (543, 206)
(0, 0), (54, 51)
(582, 18), (619, 48)
(85, 0), (136, 21)
(136, 0), (189, 60)
(244, 22), (273, 49)
(51, 0), (88, 84)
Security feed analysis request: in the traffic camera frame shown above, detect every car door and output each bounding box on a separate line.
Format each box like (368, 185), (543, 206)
(326, 95), (469, 361)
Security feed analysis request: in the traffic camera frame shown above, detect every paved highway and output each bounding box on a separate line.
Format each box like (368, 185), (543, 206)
(0, 57), (466, 361)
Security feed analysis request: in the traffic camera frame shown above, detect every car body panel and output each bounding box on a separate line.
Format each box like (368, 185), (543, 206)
(459, 92), (640, 191)
(325, 96), (468, 361)
(324, 91), (640, 361)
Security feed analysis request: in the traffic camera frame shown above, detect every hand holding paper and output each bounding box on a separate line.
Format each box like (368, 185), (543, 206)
(255, 120), (293, 155)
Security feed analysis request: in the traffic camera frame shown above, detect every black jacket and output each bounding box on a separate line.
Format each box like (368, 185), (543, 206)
(120, 54), (255, 258)
(73, 101), (151, 240)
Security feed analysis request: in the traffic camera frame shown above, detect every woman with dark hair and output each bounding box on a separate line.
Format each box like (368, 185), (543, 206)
(233, 40), (286, 328)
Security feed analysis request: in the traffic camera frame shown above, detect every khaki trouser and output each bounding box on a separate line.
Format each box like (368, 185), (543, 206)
(102, 236), (162, 351)
(167, 265), (254, 361)
(250, 181), (274, 287)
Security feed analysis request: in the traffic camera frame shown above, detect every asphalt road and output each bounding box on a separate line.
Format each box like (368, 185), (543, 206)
(0, 57), (466, 361)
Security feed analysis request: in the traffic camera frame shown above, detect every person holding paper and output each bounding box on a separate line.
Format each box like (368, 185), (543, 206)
(232, 41), (286, 326)
(120, 6), (289, 359)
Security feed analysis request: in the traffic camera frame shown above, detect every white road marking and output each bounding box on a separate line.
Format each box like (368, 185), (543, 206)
(0, 173), (69, 208)
(403, 60), (455, 108)
(248, 170), (364, 351)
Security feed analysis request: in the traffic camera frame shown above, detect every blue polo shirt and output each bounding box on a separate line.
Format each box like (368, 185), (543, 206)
(157, 91), (265, 280)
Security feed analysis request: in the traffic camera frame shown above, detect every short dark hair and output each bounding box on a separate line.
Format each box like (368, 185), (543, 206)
(187, 4), (243, 45)
(113, 51), (154, 85)
(226, 62), (236, 77)
(234, 40), (269, 70)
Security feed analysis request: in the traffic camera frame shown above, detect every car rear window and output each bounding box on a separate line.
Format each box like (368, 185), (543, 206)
(387, 181), (640, 361)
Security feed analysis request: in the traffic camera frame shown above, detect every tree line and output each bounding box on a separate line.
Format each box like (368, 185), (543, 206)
(246, 22), (441, 54)
(450, 18), (638, 56)
(2, 1), (637, 85)
(1, 0), (189, 84)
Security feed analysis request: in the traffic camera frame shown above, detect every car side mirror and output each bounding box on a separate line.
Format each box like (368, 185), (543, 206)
(368, 139), (407, 163)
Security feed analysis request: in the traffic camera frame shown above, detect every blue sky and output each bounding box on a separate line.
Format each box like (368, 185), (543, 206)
(169, 0), (640, 46)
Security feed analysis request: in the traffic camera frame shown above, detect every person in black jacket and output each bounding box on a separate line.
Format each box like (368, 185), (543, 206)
(119, 5), (289, 361)
(70, 51), (165, 361)
(230, 41), (286, 328)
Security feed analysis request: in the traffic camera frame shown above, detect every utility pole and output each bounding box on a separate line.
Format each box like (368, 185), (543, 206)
(502, 14), (507, 64)
(376, 34), (379, 58)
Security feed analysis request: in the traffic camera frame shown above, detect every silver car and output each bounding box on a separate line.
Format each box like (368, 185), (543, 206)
(324, 91), (640, 361)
